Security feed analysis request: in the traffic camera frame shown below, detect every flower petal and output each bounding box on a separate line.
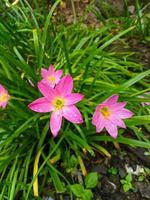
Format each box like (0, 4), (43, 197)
(92, 109), (105, 132)
(48, 65), (55, 74)
(63, 105), (83, 124)
(55, 75), (73, 96)
(38, 81), (57, 100)
(0, 84), (7, 93)
(50, 111), (62, 137)
(111, 117), (126, 128)
(28, 97), (53, 113)
(116, 108), (133, 119)
(96, 118), (105, 133)
(0, 102), (7, 108)
(105, 122), (118, 138)
(103, 94), (119, 105)
(41, 68), (48, 78)
(109, 102), (126, 111)
(65, 93), (84, 105)
(92, 110), (100, 125)
(0, 85), (10, 108)
(0, 84), (4, 92)
(55, 70), (63, 78)
(39, 79), (55, 88)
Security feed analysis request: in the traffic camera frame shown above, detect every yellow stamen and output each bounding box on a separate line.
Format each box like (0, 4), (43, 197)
(0, 93), (8, 103)
(47, 76), (56, 83)
(53, 97), (65, 110)
(100, 106), (111, 118)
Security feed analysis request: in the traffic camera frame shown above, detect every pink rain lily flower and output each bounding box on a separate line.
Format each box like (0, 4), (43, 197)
(28, 75), (84, 137)
(92, 94), (133, 138)
(0, 84), (10, 108)
(39, 64), (62, 88)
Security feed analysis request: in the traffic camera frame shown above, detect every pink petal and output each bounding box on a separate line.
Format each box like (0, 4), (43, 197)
(41, 68), (48, 78)
(105, 122), (118, 138)
(103, 94), (119, 105)
(116, 108), (133, 119)
(39, 79), (55, 88)
(54, 70), (63, 85)
(0, 84), (3, 92)
(0, 102), (7, 108)
(92, 105), (105, 125)
(50, 111), (62, 137)
(55, 70), (63, 78)
(0, 84), (7, 93)
(55, 75), (73, 96)
(92, 110), (100, 125)
(109, 102), (126, 111)
(96, 117), (105, 133)
(28, 97), (53, 113)
(38, 81), (57, 100)
(111, 117), (126, 128)
(62, 105), (83, 124)
(92, 109), (105, 132)
(48, 65), (55, 74)
(65, 93), (84, 105)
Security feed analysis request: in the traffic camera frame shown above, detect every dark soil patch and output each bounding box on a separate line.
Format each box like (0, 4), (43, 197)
(88, 145), (150, 200)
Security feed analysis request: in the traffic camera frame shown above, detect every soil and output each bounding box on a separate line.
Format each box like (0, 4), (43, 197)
(89, 145), (150, 200)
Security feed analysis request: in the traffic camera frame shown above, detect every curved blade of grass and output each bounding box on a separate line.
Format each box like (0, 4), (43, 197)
(89, 135), (150, 148)
(91, 142), (111, 158)
(125, 115), (150, 126)
(39, 0), (61, 68)
(99, 26), (135, 50)
(111, 69), (150, 93)
(33, 147), (43, 197)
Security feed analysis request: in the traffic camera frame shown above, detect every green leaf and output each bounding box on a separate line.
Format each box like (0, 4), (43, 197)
(99, 26), (135, 50)
(49, 166), (66, 193)
(89, 135), (150, 148)
(126, 174), (132, 182)
(70, 184), (84, 197)
(120, 180), (126, 184)
(138, 175), (145, 182)
(85, 172), (98, 189)
(108, 167), (118, 175)
(123, 184), (130, 192)
(111, 69), (150, 93)
(125, 115), (150, 126)
(81, 189), (93, 200)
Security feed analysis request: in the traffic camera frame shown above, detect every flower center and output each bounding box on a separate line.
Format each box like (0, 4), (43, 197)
(0, 93), (8, 103)
(47, 76), (56, 83)
(53, 97), (65, 110)
(100, 106), (111, 118)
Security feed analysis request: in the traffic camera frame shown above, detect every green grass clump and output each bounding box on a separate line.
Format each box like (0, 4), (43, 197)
(0, 0), (150, 199)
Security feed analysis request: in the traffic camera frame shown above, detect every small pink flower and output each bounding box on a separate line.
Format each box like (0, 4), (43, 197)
(39, 64), (62, 88)
(28, 75), (84, 137)
(92, 94), (133, 138)
(0, 84), (10, 108)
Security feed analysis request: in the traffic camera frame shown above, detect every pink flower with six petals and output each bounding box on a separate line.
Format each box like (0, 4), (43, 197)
(39, 65), (62, 88)
(28, 75), (84, 137)
(0, 84), (10, 108)
(92, 94), (133, 138)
